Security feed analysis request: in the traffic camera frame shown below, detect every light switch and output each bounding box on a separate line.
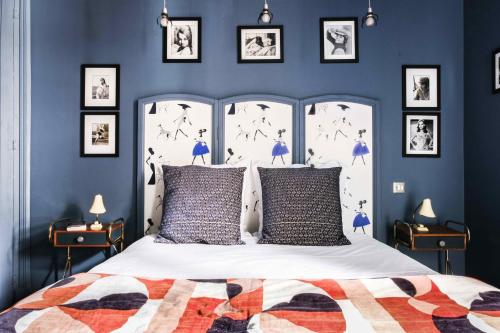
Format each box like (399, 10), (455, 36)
(393, 182), (405, 193)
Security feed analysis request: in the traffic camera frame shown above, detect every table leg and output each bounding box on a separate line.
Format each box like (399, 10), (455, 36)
(445, 250), (453, 275)
(62, 247), (71, 279)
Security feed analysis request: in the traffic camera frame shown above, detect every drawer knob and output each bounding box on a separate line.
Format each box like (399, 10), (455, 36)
(438, 240), (446, 247)
(76, 236), (85, 243)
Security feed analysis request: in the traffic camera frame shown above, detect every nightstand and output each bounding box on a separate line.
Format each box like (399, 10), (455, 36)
(393, 220), (470, 274)
(49, 217), (125, 278)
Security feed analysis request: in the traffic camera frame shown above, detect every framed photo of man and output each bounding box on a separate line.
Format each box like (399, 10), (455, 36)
(403, 112), (440, 158)
(320, 17), (359, 63)
(493, 48), (500, 93)
(163, 17), (202, 63)
(402, 65), (441, 110)
(81, 64), (120, 110)
(237, 25), (284, 63)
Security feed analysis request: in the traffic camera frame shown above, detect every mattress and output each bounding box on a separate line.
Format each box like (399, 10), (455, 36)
(89, 233), (436, 279)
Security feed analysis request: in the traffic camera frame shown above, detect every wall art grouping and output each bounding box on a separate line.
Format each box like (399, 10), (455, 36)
(138, 94), (378, 238)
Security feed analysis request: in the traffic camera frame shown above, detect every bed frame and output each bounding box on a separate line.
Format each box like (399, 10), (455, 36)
(137, 94), (380, 238)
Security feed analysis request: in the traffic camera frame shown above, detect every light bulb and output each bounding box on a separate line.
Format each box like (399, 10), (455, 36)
(365, 16), (375, 27)
(260, 12), (271, 24)
(160, 13), (169, 28)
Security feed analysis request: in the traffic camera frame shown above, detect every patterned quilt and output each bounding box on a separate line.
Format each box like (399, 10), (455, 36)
(1, 273), (499, 332)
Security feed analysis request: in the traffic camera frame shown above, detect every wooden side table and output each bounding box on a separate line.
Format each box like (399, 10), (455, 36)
(49, 217), (125, 278)
(393, 220), (470, 274)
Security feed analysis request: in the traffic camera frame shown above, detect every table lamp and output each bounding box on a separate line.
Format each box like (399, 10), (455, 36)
(89, 194), (106, 231)
(412, 198), (436, 231)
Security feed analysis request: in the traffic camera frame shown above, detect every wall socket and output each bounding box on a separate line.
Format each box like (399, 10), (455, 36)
(393, 182), (405, 193)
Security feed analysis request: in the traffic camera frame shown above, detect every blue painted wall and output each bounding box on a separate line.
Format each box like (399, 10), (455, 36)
(30, 0), (465, 291)
(464, 0), (500, 287)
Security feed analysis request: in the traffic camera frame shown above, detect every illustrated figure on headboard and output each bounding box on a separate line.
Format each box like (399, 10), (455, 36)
(253, 104), (272, 141)
(225, 148), (242, 165)
(155, 195), (163, 211)
(353, 200), (370, 234)
(173, 104), (192, 140)
(235, 124), (251, 141)
(145, 218), (154, 235)
(315, 124), (330, 140)
(333, 116), (352, 141)
(305, 148), (323, 168)
(272, 129), (289, 165)
(146, 147), (162, 185)
(157, 124), (171, 140)
(352, 129), (370, 166)
(192, 129), (209, 165)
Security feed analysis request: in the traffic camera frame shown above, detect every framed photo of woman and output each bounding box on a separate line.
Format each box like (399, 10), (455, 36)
(163, 17), (201, 63)
(80, 112), (119, 157)
(493, 48), (500, 93)
(81, 64), (120, 110)
(320, 18), (358, 63)
(403, 112), (440, 158)
(402, 65), (441, 110)
(237, 25), (284, 63)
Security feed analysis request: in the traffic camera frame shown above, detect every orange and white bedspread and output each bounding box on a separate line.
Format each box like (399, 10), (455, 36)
(1, 273), (499, 332)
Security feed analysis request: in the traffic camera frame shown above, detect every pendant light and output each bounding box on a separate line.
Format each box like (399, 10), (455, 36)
(362, 0), (379, 28)
(258, 0), (273, 24)
(157, 0), (169, 28)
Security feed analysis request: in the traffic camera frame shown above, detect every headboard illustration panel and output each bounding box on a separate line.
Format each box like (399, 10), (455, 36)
(302, 95), (378, 236)
(138, 94), (216, 235)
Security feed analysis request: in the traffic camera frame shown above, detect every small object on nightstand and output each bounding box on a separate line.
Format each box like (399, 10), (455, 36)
(394, 220), (470, 275)
(49, 217), (125, 279)
(89, 194), (106, 231)
(66, 223), (87, 232)
(413, 224), (429, 232)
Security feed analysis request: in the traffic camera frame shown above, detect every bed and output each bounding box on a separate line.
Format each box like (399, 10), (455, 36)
(1, 94), (499, 332)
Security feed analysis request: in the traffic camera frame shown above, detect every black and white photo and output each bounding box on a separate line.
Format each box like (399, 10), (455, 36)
(81, 64), (120, 110)
(493, 48), (500, 93)
(403, 112), (440, 157)
(320, 18), (358, 63)
(237, 25), (283, 63)
(402, 65), (441, 110)
(81, 112), (119, 157)
(163, 17), (201, 63)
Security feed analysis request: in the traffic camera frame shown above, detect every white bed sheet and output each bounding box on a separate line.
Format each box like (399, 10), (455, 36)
(90, 233), (436, 279)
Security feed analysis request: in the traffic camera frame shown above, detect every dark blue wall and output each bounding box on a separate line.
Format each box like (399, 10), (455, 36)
(464, 0), (500, 287)
(30, 0), (465, 290)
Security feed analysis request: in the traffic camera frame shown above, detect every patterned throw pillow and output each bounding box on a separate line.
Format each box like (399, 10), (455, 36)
(156, 165), (246, 245)
(257, 167), (351, 246)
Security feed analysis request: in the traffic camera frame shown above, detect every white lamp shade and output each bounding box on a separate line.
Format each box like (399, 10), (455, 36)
(89, 194), (106, 215)
(417, 198), (436, 218)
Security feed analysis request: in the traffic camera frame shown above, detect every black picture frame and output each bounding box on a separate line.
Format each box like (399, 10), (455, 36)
(493, 48), (500, 94)
(163, 17), (202, 63)
(402, 112), (440, 158)
(402, 65), (441, 110)
(80, 64), (120, 110)
(320, 17), (359, 63)
(80, 112), (119, 157)
(237, 25), (284, 64)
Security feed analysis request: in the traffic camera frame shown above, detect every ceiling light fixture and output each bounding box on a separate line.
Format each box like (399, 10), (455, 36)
(258, 0), (273, 24)
(157, 0), (169, 28)
(362, 0), (379, 28)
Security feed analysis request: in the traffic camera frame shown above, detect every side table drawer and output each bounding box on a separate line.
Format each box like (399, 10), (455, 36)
(54, 232), (107, 247)
(414, 235), (466, 250)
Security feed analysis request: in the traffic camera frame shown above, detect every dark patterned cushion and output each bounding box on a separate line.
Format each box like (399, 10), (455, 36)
(156, 165), (246, 245)
(257, 167), (351, 246)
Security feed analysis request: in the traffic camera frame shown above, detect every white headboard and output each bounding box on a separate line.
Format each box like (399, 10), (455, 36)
(137, 94), (379, 237)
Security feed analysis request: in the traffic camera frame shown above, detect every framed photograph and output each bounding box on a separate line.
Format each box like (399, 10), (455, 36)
(320, 17), (358, 63)
(163, 17), (201, 63)
(403, 112), (440, 158)
(81, 64), (120, 110)
(402, 65), (441, 110)
(80, 112), (119, 157)
(493, 48), (500, 93)
(237, 25), (284, 63)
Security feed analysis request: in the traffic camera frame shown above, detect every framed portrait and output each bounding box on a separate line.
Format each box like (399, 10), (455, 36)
(163, 17), (201, 63)
(237, 25), (284, 63)
(81, 64), (120, 110)
(402, 65), (441, 110)
(320, 17), (359, 63)
(403, 112), (440, 158)
(80, 112), (119, 157)
(493, 48), (500, 93)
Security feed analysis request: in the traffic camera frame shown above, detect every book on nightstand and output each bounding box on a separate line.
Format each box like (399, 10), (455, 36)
(66, 223), (87, 232)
